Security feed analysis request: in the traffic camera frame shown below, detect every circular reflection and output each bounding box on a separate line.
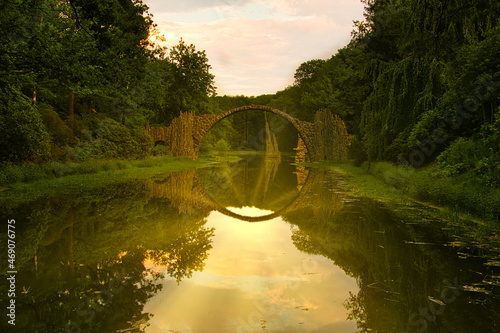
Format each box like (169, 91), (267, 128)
(198, 155), (309, 222)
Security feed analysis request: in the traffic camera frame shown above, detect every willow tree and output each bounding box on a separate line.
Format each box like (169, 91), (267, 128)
(354, 0), (500, 161)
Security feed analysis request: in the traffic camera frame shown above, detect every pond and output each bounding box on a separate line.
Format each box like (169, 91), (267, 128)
(1, 154), (499, 332)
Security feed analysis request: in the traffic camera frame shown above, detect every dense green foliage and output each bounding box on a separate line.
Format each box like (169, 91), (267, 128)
(0, 89), (50, 162)
(0, 0), (218, 169)
(248, 0), (500, 195)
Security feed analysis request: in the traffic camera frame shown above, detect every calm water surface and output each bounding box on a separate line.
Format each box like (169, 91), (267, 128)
(0, 154), (499, 332)
(143, 207), (358, 333)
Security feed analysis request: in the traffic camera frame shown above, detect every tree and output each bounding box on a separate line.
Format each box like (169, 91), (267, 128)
(167, 38), (216, 116)
(0, 0), (162, 163)
(58, 0), (158, 124)
(293, 59), (326, 86)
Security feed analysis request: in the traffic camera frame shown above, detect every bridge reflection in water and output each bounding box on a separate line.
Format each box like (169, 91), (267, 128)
(147, 156), (345, 222)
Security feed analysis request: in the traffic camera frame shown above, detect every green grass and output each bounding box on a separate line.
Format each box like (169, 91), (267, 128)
(0, 156), (212, 201)
(299, 161), (409, 205)
(0, 151), (260, 201)
(300, 160), (500, 225)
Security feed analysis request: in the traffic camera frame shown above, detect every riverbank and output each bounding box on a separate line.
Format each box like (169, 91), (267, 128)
(0, 151), (289, 201)
(300, 160), (500, 265)
(302, 160), (500, 226)
(0, 155), (218, 201)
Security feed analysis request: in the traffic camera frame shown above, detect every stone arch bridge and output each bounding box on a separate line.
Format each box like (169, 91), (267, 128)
(146, 104), (349, 162)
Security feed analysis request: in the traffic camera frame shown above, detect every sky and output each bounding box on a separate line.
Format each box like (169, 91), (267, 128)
(143, 0), (366, 96)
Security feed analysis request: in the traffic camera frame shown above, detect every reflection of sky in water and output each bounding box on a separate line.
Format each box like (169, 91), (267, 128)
(144, 207), (359, 333)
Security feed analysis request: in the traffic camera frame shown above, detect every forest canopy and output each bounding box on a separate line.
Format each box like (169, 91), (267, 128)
(259, 0), (500, 188)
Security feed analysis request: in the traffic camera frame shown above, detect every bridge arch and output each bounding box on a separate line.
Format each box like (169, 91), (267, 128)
(146, 104), (349, 162)
(193, 105), (317, 160)
(154, 140), (168, 146)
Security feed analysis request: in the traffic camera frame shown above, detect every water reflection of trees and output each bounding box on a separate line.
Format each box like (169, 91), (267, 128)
(0, 180), (214, 332)
(284, 170), (500, 333)
(197, 156), (299, 212)
(146, 226), (215, 284)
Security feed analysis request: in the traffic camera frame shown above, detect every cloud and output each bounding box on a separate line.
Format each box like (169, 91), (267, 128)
(144, 0), (365, 95)
(146, 0), (251, 14)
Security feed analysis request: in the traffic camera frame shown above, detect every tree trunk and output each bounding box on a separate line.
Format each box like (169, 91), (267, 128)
(67, 208), (75, 277)
(68, 92), (75, 140)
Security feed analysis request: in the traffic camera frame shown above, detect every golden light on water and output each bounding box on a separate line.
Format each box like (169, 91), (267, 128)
(225, 206), (274, 216)
(143, 208), (359, 333)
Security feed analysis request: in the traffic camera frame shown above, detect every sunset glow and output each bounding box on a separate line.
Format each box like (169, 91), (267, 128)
(143, 0), (366, 95)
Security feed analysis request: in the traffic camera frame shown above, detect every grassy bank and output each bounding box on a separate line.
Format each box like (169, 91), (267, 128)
(0, 151), (251, 201)
(0, 156), (214, 201)
(303, 161), (500, 225)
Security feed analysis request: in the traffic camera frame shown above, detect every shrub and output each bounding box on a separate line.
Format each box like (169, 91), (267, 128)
(20, 164), (52, 183)
(0, 88), (50, 163)
(0, 163), (56, 186)
(436, 137), (479, 175)
(349, 136), (367, 167)
(434, 135), (500, 188)
(214, 139), (230, 153)
(73, 161), (102, 174)
(117, 161), (132, 170)
(0, 164), (24, 186)
(50, 161), (75, 178)
(198, 141), (214, 155)
(130, 128), (154, 158)
(40, 104), (72, 147)
(152, 144), (170, 156)
(77, 117), (153, 160)
(100, 160), (117, 171)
